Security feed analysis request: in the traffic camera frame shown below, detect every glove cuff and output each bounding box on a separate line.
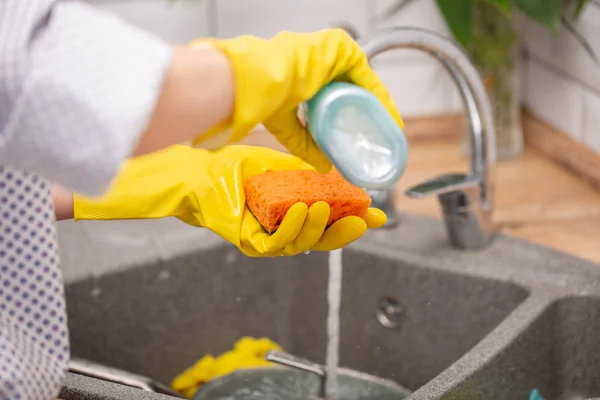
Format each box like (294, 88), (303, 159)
(73, 145), (204, 223)
(73, 193), (130, 221)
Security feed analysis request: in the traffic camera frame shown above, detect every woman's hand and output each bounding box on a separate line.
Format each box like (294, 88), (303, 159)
(72, 145), (386, 257)
(191, 29), (404, 173)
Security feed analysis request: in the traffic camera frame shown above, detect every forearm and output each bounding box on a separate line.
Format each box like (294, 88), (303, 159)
(133, 44), (235, 156)
(51, 185), (74, 221)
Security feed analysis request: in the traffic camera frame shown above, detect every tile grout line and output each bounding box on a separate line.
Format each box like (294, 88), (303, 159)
(526, 52), (600, 97)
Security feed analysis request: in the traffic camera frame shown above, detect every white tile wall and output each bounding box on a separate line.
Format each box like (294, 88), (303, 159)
(369, 0), (462, 116)
(214, 0), (370, 39)
(524, 60), (585, 141)
(521, 2), (600, 154)
(521, 3), (600, 94)
(372, 0), (453, 64)
(88, 0), (211, 43)
(374, 58), (462, 116)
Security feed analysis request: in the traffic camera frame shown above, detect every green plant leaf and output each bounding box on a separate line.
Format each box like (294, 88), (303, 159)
(436, 0), (475, 48)
(514, 0), (562, 31)
(484, 0), (511, 16)
(573, 0), (589, 18)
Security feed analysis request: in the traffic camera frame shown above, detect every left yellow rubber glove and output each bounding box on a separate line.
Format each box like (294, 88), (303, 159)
(190, 29), (403, 173)
(73, 145), (386, 257)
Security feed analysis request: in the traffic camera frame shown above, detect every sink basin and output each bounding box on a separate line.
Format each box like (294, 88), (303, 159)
(57, 214), (600, 400)
(435, 296), (600, 400)
(62, 243), (527, 393)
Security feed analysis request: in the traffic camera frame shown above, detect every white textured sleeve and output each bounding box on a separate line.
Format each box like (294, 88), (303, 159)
(0, 0), (173, 196)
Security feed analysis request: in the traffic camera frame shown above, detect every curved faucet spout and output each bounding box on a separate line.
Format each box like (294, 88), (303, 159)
(359, 27), (497, 249)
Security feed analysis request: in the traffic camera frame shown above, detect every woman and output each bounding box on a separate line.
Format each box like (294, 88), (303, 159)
(0, 0), (403, 398)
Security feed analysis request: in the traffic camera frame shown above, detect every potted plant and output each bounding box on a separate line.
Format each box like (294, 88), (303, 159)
(441, 0), (594, 160)
(379, 0), (595, 160)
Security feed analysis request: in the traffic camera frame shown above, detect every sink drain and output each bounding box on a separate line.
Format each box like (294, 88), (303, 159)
(377, 297), (404, 329)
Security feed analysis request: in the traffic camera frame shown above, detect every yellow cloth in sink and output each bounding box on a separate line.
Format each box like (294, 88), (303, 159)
(171, 337), (283, 398)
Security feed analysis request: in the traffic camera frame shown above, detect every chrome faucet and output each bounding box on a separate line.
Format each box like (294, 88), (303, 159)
(359, 27), (496, 250)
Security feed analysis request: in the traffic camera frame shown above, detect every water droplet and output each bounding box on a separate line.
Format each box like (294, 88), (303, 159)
(158, 270), (170, 280)
(303, 250), (311, 255)
(225, 252), (237, 264)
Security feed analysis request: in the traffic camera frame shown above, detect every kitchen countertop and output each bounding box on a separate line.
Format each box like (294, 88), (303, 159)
(242, 129), (600, 264)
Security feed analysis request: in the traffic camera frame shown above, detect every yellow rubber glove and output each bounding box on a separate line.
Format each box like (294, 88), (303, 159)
(190, 29), (404, 173)
(171, 337), (283, 398)
(73, 145), (386, 257)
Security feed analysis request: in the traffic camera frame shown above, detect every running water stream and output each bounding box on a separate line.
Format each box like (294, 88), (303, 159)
(325, 249), (343, 399)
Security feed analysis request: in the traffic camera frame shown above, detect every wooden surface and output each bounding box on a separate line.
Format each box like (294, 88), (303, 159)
(523, 109), (600, 191)
(399, 113), (463, 141)
(241, 117), (600, 264)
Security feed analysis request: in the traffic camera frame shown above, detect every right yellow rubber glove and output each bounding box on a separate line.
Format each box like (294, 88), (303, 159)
(190, 29), (404, 173)
(73, 145), (386, 257)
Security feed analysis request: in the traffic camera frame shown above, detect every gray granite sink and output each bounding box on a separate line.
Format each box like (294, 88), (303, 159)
(57, 214), (600, 400)
(433, 296), (600, 400)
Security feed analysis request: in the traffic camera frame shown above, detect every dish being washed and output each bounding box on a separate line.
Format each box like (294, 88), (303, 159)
(192, 351), (410, 400)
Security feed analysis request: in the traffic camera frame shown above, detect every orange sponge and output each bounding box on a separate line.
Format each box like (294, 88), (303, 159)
(244, 170), (372, 233)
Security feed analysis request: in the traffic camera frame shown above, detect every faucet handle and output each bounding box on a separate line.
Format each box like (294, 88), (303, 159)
(405, 173), (478, 199)
(405, 173), (494, 249)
